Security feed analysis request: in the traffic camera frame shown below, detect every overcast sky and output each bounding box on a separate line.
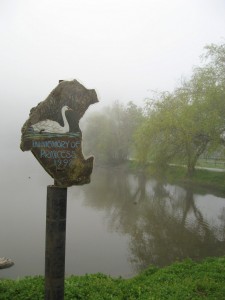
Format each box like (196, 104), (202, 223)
(1, 0), (225, 149)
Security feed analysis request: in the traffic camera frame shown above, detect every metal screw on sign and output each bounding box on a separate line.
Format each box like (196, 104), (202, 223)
(20, 80), (99, 300)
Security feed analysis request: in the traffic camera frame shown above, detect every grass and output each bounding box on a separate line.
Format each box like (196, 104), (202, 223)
(127, 160), (225, 194)
(1, 257), (225, 299)
(196, 158), (225, 170)
(164, 165), (225, 194)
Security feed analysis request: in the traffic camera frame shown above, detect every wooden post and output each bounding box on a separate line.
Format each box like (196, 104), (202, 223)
(20, 79), (98, 299)
(45, 185), (67, 300)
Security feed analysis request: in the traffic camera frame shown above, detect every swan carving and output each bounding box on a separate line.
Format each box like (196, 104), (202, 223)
(31, 105), (72, 134)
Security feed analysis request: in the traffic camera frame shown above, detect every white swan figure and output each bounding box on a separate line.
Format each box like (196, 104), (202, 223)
(31, 105), (73, 134)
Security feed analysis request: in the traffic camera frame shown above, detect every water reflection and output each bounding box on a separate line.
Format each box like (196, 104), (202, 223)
(78, 167), (225, 273)
(1, 162), (225, 279)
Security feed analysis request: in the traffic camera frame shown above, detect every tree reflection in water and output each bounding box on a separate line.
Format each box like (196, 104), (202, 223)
(78, 166), (225, 273)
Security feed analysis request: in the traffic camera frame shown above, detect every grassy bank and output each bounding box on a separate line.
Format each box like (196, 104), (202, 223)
(196, 158), (225, 170)
(164, 165), (225, 194)
(1, 257), (225, 299)
(128, 160), (225, 194)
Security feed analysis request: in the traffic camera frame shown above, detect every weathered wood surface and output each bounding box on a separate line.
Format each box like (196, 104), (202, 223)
(20, 79), (98, 187)
(0, 257), (14, 269)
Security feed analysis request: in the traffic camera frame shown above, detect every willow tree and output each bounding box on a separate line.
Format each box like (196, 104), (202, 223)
(83, 101), (143, 165)
(134, 42), (225, 176)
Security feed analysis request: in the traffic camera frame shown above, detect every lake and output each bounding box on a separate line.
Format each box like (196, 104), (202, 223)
(1, 153), (225, 279)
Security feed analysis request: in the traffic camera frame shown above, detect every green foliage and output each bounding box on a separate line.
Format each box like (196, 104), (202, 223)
(134, 42), (225, 176)
(65, 274), (124, 300)
(0, 276), (44, 300)
(160, 165), (225, 193)
(82, 42), (225, 172)
(83, 101), (143, 165)
(1, 257), (225, 299)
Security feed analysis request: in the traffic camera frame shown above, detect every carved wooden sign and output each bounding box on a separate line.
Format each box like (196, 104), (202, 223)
(20, 80), (98, 187)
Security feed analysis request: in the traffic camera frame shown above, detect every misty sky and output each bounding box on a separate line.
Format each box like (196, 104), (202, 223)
(1, 1), (225, 274)
(1, 0), (225, 151)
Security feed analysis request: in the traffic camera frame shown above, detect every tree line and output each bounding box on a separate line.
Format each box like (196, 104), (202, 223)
(83, 43), (225, 176)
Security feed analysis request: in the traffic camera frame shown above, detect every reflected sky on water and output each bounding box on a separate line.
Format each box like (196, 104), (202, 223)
(1, 157), (225, 279)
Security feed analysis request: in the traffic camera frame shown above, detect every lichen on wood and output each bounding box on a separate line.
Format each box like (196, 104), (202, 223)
(20, 80), (98, 187)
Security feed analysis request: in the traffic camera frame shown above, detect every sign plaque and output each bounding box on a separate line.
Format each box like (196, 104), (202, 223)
(21, 79), (98, 187)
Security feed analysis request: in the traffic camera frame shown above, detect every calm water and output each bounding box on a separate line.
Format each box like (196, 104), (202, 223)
(1, 153), (225, 279)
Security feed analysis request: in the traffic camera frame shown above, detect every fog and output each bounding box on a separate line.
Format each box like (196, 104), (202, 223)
(1, 0), (225, 277)
(0, 0), (224, 170)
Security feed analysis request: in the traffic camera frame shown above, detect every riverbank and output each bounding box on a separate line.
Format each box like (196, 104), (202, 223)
(1, 257), (225, 299)
(128, 161), (225, 195)
(164, 165), (225, 195)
